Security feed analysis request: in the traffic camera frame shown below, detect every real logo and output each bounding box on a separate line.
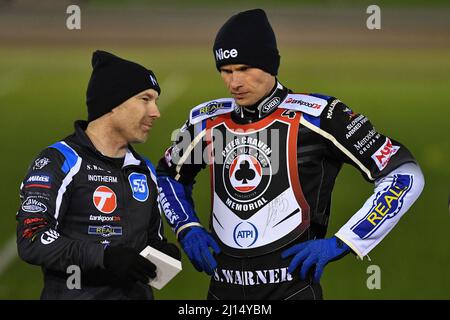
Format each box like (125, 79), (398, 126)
(88, 225), (123, 238)
(352, 174), (411, 239)
(200, 101), (223, 115)
(24, 174), (52, 189)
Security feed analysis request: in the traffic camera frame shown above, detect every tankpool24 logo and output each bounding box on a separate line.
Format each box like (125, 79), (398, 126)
(351, 174), (413, 239)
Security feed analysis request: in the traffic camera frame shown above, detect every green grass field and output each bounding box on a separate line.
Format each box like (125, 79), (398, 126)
(0, 45), (449, 299)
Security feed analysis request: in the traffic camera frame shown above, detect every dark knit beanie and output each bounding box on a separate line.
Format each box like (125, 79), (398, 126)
(86, 50), (161, 122)
(213, 9), (280, 75)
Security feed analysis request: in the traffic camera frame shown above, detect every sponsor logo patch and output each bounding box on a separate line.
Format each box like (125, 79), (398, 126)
(41, 229), (60, 245)
(100, 240), (111, 248)
(190, 99), (234, 124)
(32, 157), (50, 170)
(24, 217), (46, 225)
(93, 186), (117, 214)
(215, 48), (238, 61)
(280, 94), (328, 116)
(203, 101), (230, 116)
(128, 172), (149, 202)
(233, 221), (259, 248)
(24, 174), (51, 189)
(261, 97), (281, 114)
(21, 197), (47, 213)
(88, 225), (123, 237)
(22, 218), (48, 239)
(351, 174), (412, 239)
(191, 101), (233, 120)
(159, 187), (180, 225)
(326, 99), (341, 119)
(88, 174), (118, 183)
(343, 107), (358, 120)
(89, 215), (121, 222)
(345, 115), (369, 139)
(284, 97), (321, 109)
(353, 129), (381, 155)
(371, 138), (400, 171)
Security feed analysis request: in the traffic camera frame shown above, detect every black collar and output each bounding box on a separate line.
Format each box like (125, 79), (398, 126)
(231, 80), (290, 124)
(71, 120), (144, 168)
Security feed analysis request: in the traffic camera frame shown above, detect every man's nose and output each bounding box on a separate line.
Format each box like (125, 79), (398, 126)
(230, 72), (242, 90)
(150, 104), (161, 119)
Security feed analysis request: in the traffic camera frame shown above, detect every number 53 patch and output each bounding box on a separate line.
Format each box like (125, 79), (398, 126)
(128, 173), (149, 202)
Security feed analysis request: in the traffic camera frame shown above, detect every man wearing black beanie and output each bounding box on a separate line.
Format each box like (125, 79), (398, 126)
(16, 50), (181, 300)
(157, 9), (423, 300)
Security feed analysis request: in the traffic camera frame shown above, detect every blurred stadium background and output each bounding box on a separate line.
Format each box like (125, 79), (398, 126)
(0, 0), (449, 299)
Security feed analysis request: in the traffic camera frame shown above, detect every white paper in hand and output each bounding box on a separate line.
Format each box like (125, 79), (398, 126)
(139, 245), (182, 290)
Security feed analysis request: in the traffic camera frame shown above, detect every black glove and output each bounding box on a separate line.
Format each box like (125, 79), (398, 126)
(157, 242), (181, 261)
(103, 246), (156, 284)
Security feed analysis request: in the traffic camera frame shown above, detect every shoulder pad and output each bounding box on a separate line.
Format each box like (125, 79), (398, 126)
(189, 98), (234, 125)
(48, 141), (81, 174)
(279, 93), (328, 117)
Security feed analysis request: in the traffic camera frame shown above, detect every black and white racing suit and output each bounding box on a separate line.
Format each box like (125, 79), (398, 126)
(156, 81), (424, 300)
(16, 120), (171, 299)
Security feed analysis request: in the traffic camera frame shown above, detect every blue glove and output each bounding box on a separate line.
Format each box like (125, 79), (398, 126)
(180, 226), (221, 275)
(281, 236), (351, 283)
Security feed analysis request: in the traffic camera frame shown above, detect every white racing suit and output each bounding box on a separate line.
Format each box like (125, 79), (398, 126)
(156, 81), (424, 299)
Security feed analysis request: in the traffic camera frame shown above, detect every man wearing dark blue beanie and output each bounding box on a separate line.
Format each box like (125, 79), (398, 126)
(86, 50), (161, 123)
(213, 8), (280, 76)
(16, 50), (181, 299)
(157, 9), (424, 300)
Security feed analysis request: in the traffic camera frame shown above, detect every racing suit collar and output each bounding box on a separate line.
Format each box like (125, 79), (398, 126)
(73, 120), (143, 168)
(232, 80), (290, 122)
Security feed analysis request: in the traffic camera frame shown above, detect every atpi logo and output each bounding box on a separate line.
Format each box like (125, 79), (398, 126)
(93, 186), (117, 214)
(215, 48), (238, 61)
(233, 222), (258, 248)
